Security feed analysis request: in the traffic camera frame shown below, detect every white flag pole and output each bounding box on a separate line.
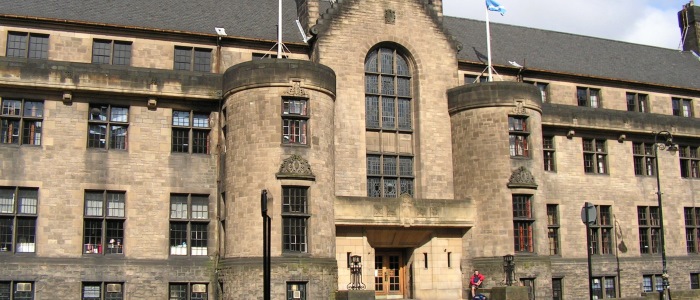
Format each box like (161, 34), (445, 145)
(278, 0), (283, 58)
(485, 5), (493, 82)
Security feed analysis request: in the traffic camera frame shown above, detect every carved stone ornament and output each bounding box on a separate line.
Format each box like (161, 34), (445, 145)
(284, 80), (309, 98)
(276, 154), (315, 180)
(511, 99), (528, 116)
(507, 166), (538, 189)
(385, 9), (396, 24)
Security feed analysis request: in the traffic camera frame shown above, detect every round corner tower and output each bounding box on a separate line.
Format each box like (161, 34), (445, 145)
(218, 59), (337, 299)
(447, 81), (545, 280)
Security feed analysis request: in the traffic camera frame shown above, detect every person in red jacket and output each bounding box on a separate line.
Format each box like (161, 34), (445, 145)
(470, 270), (485, 298)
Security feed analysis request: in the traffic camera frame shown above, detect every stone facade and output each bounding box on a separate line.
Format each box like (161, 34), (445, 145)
(0, 1), (699, 300)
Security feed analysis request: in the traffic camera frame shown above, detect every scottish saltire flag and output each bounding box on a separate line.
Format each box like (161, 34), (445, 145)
(486, 0), (506, 15)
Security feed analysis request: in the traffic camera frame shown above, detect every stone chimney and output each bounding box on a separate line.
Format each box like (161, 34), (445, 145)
(679, 1), (700, 53)
(294, 0), (320, 34)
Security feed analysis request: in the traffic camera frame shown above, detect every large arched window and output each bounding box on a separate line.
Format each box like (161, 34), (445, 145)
(365, 47), (414, 198)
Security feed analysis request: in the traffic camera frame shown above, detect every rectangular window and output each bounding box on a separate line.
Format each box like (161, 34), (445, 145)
(0, 187), (38, 253)
(672, 97), (693, 117)
(282, 98), (308, 145)
(464, 74), (488, 84)
(588, 205), (613, 255)
(583, 139), (608, 174)
(513, 195), (534, 253)
(592, 277), (616, 299)
(174, 46), (212, 72)
(169, 194), (209, 256)
(509, 116), (529, 157)
(169, 283), (208, 300)
(520, 278), (535, 300)
(172, 110), (210, 154)
(282, 187), (309, 253)
(525, 81), (548, 102)
(1, 99), (43, 145)
(684, 208), (700, 253)
(642, 274), (664, 292)
(552, 278), (562, 300)
(547, 204), (560, 255)
(626, 93), (648, 113)
(638, 206), (661, 254)
(92, 39), (132, 65)
(366, 155), (414, 198)
(6, 32), (48, 59)
(87, 104), (128, 150)
(543, 136), (556, 171)
(83, 191), (125, 255)
(286, 282), (307, 300)
(82, 282), (123, 300)
(679, 145), (700, 178)
(577, 87), (601, 108)
(691, 273), (700, 289)
(0, 281), (34, 300)
(633, 142), (655, 176)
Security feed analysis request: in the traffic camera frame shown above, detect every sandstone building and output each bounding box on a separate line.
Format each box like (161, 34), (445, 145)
(1, 0), (700, 299)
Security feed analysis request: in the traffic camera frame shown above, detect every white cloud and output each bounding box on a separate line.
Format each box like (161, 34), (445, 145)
(442, 0), (688, 49)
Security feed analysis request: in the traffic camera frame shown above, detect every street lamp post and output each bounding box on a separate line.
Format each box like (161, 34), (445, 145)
(653, 131), (677, 300)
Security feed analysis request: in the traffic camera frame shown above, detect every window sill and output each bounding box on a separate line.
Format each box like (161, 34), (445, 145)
(281, 143), (310, 148)
(282, 251), (311, 258)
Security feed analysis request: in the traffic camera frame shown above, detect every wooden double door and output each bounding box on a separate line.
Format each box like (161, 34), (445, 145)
(374, 251), (405, 299)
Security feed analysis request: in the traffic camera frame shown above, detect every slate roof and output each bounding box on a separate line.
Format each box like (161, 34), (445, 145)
(1, 0), (699, 90)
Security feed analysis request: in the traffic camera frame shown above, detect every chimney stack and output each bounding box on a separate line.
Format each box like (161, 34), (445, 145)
(679, 1), (700, 53)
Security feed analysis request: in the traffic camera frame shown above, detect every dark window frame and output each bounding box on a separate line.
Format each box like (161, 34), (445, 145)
(171, 110), (210, 154)
(552, 278), (563, 300)
(82, 282), (124, 300)
(626, 92), (649, 113)
(286, 282), (307, 300)
(508, 116), (529, 158)
(6, 31), (48, 59)
(633, 142), (656, 176)
(87, 104), (129, 150)
(513, 195), (535, 253)
(524, 81), (549, 102)
(679, 145), (700, 179)
(282, 97), (309, 145)
(672, 97), (693, 117)
(691, 273), (700, 289)
(0, 281), (34, 300)
(92, 39), (132, 66)
(168, 283), (208, 300)
(173, 46), (212, 72)
(543, 136), (556, 172)
(282, 187), (309, 253)
(83, 191), (125, 255)
(0, 187), (38, 254)
(577, 87), (601, 108)
(638, 206), (661, 254)
(592, 276), (617, 299)
(546, 204), (560, 255)
(365, 47), (415, 198)
(588, 205), (613, 255)
(684, 207), (700, 254)
(642, 274), (664, 293)
(169, 194), (209, 256)
(583, 138), (608, 174)
(1, 98), (43, 146)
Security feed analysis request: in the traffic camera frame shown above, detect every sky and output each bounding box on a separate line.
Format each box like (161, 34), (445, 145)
(442, 0), (693, 49)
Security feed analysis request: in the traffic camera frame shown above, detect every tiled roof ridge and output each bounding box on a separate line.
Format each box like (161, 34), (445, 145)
(310, 0), (463, 52)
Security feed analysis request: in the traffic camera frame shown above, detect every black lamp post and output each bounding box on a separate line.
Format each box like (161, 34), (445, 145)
(653, 131), (677, 300)
(261, 190), (271, 300)
(503, 254), (515, 286)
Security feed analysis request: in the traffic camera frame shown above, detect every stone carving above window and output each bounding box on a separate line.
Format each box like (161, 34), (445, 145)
(507, 166), (537, 189)
(276, 154), (315, 180)
(284, 80), (309, 98)
(385, 9), (396, 24)
(511, 99), (528, 116)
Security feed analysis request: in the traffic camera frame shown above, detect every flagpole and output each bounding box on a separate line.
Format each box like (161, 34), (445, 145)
(277, 0), (282, 58)
(485, 5), (493, 82)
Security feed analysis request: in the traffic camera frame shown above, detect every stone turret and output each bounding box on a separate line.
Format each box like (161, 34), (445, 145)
(679, 1), (700, 53)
